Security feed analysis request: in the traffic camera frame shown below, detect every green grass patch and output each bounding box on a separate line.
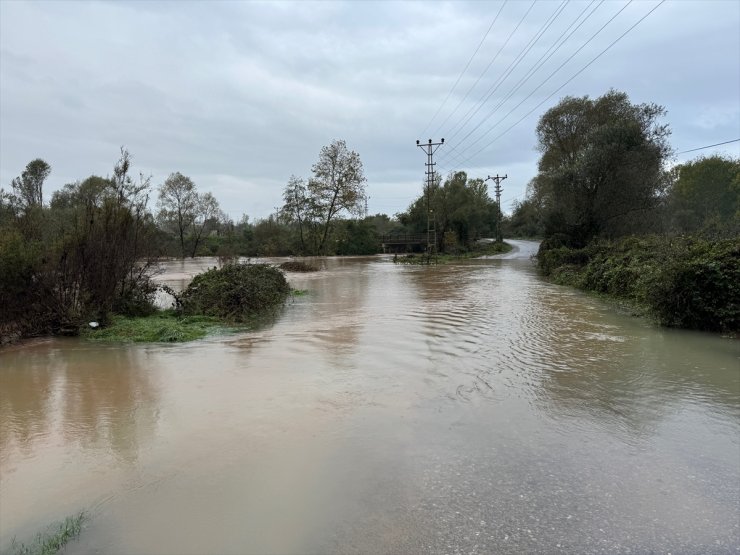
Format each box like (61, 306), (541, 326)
(9, 512), (87, 555)
(82, 311), (227, 343)
(291, 289), (310, 296)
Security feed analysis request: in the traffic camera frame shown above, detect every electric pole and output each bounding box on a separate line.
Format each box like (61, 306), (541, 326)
(485, 174), (507, 243)
(416, 138), (444, 263)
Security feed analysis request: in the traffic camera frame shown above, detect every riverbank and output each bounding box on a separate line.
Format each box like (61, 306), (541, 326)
(537, 235), (739, 333)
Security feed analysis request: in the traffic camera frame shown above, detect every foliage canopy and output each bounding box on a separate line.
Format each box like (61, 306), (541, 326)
(531, 90), (671, 246)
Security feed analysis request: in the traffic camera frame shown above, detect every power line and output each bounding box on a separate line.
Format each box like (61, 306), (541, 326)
(677, 139), (740, 154)
(443, 0), (569, 150)
(431, 0), (537, 138)
(440, 0), (604, 167)
(440, 0), (634, 169)
(441, 1), (601, 167)
(420, 4), (506, 136)
(447, 0), (664, 172)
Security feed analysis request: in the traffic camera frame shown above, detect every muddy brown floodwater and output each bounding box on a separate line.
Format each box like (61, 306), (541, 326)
(1, 241), (738, 554)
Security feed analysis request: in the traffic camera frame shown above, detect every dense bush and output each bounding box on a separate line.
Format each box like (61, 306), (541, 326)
(537, 235), (739, 332)
(537, 233), (592, 276)
(646, 239), (739, 330)
(179, 263), (290, 321)
(1, 151), (160, 340)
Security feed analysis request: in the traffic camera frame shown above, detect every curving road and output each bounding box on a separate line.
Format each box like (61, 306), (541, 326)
(477, 238), (540, 260)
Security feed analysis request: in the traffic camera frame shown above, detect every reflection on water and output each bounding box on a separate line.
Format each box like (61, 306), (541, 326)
(1, 343), (159, 462)
(1, 248), (738, 554)
(0, 342), (160, 543)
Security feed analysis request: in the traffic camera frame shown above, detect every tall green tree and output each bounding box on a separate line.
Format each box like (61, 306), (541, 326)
(3, 158), (52, 240)
(281, 175), (311, 253)
(505, 192), (545, 239)
(188, 191), (221, 257)
(9, 158), (51, 209)
(157, 172), (197, 257)
(308, 139), (366, 255)
(667, 155), (740, 235)
(533, 90), (671, 245)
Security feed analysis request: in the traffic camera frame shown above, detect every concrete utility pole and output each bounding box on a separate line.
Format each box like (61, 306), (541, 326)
(416, 138), (444, 263)
(485, 174), (507, 243)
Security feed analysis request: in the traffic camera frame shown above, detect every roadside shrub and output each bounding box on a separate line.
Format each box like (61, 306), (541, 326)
(180, 263), (290, 321)
(538, 233), (572, 252)
(646, 239), (739, 331)
(537, 245), (590, 276)
(538, 234), (740, 332)
(578, 239), (657, 298)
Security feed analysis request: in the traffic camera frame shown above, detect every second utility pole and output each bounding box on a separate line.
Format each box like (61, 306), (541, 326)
(486, 174), (507, 243)
(416, 138), (444, 264)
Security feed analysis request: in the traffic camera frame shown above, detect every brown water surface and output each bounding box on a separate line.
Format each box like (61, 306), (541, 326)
(1, 241), (738, 554)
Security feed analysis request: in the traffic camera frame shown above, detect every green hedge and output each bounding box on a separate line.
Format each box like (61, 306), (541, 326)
(537, 236), (739, 332)
(179, 263), (290, 322)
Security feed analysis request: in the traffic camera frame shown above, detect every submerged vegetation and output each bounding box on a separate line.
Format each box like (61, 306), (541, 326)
(8, 512), (87, 555)
(279, 261), (319, 272)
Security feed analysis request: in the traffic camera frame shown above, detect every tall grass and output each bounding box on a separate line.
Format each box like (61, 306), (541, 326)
(82, 311), (225, 342)
(9, 512), (87, 555)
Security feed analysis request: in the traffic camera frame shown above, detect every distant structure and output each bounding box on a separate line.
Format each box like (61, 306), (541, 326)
(485, 174), (507, 243)
(416, 138), (444, 263)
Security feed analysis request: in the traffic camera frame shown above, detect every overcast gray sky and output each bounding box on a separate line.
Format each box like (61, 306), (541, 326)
(1, 0), (738, 220)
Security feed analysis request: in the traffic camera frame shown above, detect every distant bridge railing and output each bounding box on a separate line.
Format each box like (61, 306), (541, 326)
(380, 233), (427, 245)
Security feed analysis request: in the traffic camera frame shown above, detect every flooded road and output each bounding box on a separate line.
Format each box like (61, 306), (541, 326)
(1, 241), (738, 554)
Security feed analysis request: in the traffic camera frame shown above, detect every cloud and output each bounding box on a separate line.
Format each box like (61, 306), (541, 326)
(1, 0), (738, 220)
